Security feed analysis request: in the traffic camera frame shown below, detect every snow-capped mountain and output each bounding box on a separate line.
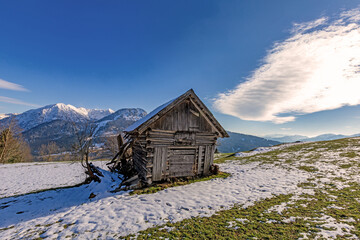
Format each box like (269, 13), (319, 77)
(84, 108), (115, 121)
(94, 108), (147, 137)
(0, 103), (114, 131)
(0, 104), (147, 153)
(0, 113), (17, 120)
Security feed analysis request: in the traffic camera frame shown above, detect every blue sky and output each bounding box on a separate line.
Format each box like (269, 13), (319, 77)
(1, 0), (360, 137)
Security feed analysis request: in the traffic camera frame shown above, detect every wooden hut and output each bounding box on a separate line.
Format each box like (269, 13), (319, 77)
(124, 89), (229, 184)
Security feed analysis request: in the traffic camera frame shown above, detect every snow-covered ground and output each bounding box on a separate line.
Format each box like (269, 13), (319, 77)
(0, 161), (109, 198)
(1, 139), (359, 239)
(0, 159), (309, 239)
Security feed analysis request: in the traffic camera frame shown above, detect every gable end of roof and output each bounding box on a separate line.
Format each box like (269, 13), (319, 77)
(124, 89), (229, 138)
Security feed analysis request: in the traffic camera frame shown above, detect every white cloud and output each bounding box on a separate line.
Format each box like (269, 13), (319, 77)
(0, 79), (28, 91)
(0, 96), (40, 107)
(214, 7), (360, 124)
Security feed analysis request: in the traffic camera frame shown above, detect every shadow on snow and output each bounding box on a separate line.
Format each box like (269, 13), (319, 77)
(0, 169), (124, 228)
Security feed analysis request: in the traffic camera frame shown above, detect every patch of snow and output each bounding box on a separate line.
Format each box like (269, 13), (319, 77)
(266, 219), (279, 223)
(267, 202), (289, 214)
(283, 216), (299, 223)
(93, 120), (111, 136)
(315, 215), (356, 239)
(236, 218), (249, 224)
(327, 204), (344, 210)
(0, 161), (309, 239)
(0, 161), (109, 198)
(226, 221), (239, 229)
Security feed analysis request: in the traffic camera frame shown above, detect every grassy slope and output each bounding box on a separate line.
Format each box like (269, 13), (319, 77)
(126, 138), (360, 239)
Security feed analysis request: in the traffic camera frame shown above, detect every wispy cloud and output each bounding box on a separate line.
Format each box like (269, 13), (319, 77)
(0, 79), (28, 91)
(0, 96), (40, 107)
(214, 7), (360, 124)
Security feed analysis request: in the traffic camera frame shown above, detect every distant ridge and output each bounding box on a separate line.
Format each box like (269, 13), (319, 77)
(0, 103), (115, 131)
(0, 103), (147, 153)
(264, 133), (360, 143)
(217, 131), (280, 153)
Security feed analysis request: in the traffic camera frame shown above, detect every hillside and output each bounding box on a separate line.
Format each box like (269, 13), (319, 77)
(1, 137), (359, 239)
(265, 133), (360, 143)
(264, 134), (308, 142)
(217, 131), (280, 153)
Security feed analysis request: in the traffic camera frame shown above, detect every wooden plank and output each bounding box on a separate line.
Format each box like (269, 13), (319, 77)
(203, 145), (211, 175)
(196, 136), (217, 140)
(169, 171), (195, 177)
(161, 147), (167, 179)
(150, 129), (176, 134)
(197, 146), (204, 174)
(168, 149), (196, 155)
(169, 163), (194, 168)
(179, 100), (189, 131)
(146, 139), (175, 145)
(148, 133), (175, 139)
(169, 162), (195, 166)
(169, 156), (196, 163)
(196, 140), (217, 143)
(170, 167), (194, 175)
(168, 146), (196, 177)
(146, 137), (175, 142)
(189, 102), (200, 131)
(209, 145), (215, 166)
(153, 147), (162, 181)
(189, 98), (218, 133)
(167, 146), (197, 149)
(169, 146), (196, 154)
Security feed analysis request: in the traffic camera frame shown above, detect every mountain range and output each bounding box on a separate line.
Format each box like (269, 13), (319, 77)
(264, 133), (360, 143)
(217, 131), (280, 153)
(0, 103), (147, 153)
(5, 103), (355, 156)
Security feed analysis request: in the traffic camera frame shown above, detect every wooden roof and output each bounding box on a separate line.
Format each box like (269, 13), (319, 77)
(125, 89), (229, 138)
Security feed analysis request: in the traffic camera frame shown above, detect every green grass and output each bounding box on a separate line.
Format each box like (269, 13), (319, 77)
(130, 171), (231, 195)
(339, 163), (353, 169)
(125, 181), (360, 239)
(125, 194), (316, 239)
(339, 152), (359, 158)
(298, 165), (319, 172)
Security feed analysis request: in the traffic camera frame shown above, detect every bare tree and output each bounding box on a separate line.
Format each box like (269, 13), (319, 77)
(71, 121), (103, 182)
(104, 135), (119, 156)
(107, 133), (134, 178)
(39, 141), (60, 161)
(0, 117), (33, 163)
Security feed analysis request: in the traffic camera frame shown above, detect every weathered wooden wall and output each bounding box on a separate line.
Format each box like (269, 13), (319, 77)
(151, 99), (213, 132)
(131, 97), (219, 184)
